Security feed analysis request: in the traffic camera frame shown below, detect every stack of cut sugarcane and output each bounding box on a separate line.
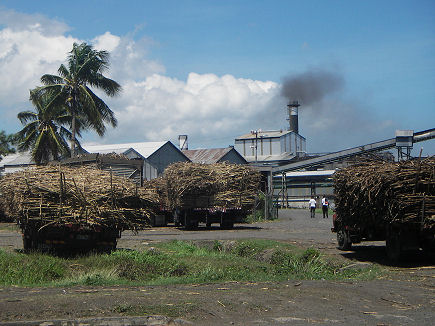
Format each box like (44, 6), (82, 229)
(333, 157), (435, 230)
(0, 165), (158, 230)
(158, 162), (261, 210)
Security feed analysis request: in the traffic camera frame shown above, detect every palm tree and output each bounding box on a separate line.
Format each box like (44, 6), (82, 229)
(0, 130), (16, 160)
(34, 42), (121, 156)
(15, 90), (72, 164)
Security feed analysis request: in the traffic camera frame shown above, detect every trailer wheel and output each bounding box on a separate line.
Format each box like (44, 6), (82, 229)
(184, 212), (195, 230)
(337, 228), (352, 250)
(220, 220), (234, 230)
(23, 237), (32, 252)
(386, 228), (401, 263)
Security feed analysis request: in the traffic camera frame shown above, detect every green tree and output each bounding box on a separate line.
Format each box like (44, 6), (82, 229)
(0, 131), (16, 160)
(34, 42), (121, 156)
(15, 90), (73, 164)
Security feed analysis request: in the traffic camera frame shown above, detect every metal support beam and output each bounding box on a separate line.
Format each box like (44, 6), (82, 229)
(272, 128), (435, 175)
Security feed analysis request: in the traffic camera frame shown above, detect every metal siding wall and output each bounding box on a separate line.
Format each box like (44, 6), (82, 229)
(143, 161), (158, 180)
(280, 136), (285, 153)
(220, 151), (246, 165)
(271, 138), (280, 155)
(101, 164), (141, 184)
(148, 142), (189, 175)
(234, 141), (244, 156)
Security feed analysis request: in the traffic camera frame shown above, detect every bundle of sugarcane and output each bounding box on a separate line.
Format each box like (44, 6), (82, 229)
(333, 157), (435, 231)
(144, 177), (170, 209)
(161, 162), (261, 210)
(0, 165), (159, 230)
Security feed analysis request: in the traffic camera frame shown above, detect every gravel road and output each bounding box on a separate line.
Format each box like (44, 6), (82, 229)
(0, 209), (434, 325)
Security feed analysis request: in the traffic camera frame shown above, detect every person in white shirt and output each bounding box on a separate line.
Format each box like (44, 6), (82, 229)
(322, 195), (329, 218)
(309, 197), (316, 218)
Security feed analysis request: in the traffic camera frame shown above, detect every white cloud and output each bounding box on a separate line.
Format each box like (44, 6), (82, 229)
(0, 8), (407, 154)
(0, 9), (281, 150)
(93, 32), (120, 52)
(0, 26), (78, 107)
(105, 73), (281, 147)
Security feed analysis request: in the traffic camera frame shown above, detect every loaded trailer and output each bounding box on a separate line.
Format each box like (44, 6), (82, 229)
(331, 157), (435, 262)
(173, 206), (246, 229)
(0, 165), (156, 254)
(154, 162), (261, 230)
(332, 201), (434, 262)
(20, 220), (121, 253)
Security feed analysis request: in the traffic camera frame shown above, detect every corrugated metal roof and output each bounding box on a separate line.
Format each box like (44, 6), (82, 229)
(235, 130), (292, 140)
(182, 148), (233, 164)
(0, 152), (34, 167)
(83, 141), (167, 159)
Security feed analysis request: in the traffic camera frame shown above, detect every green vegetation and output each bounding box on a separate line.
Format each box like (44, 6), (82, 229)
(0, 130), (15, 160)
(15, 90), (72, 164)
(245, 192), (278, 223)
(37, 42), (121, 156)
(15, 42), (121, 163)
(0, 240), (384, 287)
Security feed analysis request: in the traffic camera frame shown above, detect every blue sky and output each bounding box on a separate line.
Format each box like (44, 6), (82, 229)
(0, 0), (434, 155)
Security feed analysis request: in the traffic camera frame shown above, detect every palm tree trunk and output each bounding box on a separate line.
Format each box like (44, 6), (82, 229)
(70, 113), (76, 157)
(70, 90), (77, 157)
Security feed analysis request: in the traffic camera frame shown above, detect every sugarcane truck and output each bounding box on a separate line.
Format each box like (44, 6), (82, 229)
(173, 206), (246, 230)
(19, 218), (122, 253)
(331, 202), (435, 262)
(166, 193), (249, 229)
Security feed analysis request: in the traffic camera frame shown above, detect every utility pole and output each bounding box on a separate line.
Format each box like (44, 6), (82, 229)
(251, 130), (258, 164)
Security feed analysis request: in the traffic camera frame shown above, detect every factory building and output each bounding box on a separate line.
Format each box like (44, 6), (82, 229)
(235, 101), (306, 165)
(234, 130), (306, 164)
(83, 141), (190, 177)
(183, 147), (247, 165)
(0, 152), (35, 176)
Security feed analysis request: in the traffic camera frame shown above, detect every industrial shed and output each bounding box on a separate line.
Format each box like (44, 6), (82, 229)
(235, 130), (306, 164)
(182, 147), (247, 165)
(83, 141), (190, 176)
(0, 152), (35, 176)
(56, 153), (146, 185)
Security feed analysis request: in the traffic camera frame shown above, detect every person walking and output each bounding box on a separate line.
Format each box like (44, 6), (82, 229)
(309, 197), (316, 218)
(322, 195), (329, 218)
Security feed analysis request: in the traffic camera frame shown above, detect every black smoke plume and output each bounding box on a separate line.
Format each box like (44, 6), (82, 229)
(281, 69), (344, 106)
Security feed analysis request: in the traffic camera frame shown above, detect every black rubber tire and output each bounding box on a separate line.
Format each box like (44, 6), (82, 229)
(220, 220), (234, 230)
(184, 213), (194, 230)
(386, 229), (401, 263)
(337, 228), (352, 250)
(23, 237), (33, 252)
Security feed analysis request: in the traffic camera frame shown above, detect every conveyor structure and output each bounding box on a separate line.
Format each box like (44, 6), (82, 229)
(272, 128), (435, 174)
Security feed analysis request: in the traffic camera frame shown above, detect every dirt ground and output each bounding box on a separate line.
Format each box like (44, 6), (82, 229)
(0, 209), (434, 325)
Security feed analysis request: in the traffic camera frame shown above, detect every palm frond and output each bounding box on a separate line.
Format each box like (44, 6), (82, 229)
(41, 74), (65, 85)
(17, 111), (38, 124)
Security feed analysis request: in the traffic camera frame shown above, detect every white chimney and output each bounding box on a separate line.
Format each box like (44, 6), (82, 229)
(178, 135), (188, 150)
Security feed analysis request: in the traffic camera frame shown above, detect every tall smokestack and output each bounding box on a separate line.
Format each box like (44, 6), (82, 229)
(287, 101), (300, 134)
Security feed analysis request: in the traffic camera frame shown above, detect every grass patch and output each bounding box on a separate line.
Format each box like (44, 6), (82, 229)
(0, 240), (385, 287)
(0, 250), (66, 286)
